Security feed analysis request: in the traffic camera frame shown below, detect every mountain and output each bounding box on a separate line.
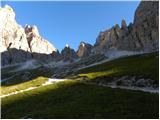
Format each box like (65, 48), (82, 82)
(77, 41), (93, 58)
(92, 1), (158, 55)
(61, 44), (78, 62)
(0, 1), (159, 67)
(0, 5), (57, 66)
(1, 1), (159, 119)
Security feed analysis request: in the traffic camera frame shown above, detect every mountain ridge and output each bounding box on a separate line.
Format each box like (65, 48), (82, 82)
(1, 1), (159, 66)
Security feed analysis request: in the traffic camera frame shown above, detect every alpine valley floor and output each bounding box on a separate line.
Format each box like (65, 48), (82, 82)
(1, 52), (159, 119)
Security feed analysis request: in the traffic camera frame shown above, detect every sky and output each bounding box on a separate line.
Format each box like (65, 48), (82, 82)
(1, 1), (140, 51)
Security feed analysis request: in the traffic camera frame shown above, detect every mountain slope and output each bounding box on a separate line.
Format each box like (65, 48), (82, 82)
(0, 5), (57, 66)
(1, 79), (158, 119)
(1, 52), (159, 119)
(1, 1), (159, 119)
(1, 1), (159, 67)
(92, 1), (158, 54)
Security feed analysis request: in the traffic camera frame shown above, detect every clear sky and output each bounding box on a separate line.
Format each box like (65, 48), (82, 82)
(1, 1), (140, 51)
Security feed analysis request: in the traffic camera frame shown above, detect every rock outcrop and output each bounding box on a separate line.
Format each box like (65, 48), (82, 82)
(131, 1), (159, 51)
(61, 44), (78, 62)
(93, 1), (159, 55)
(24, 25), (56, 54)
(0, 5), (58, 66)
(77, 41), (93, 58)
(1, 1), (159, 66)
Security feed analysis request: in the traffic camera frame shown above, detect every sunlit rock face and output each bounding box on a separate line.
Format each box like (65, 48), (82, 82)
(1, 1), (158, 66)
(0, 5), (32, 65)
(24, 25), (57, 54)
(0, 5), (30, 53)
(92, 1), (159, 54)
(61, 44), (78, 62)
(77, 41), (93, 58)
(0, 5), (57, 66)
(131, 1), (159, 51)
(92, 21), (129, 54)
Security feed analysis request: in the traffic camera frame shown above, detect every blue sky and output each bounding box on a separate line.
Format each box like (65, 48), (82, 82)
(2, 1), (140, 51)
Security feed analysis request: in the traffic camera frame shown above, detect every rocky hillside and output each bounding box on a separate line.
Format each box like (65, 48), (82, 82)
(77, 42), (93, 58)
(61, 44), (78, 62)
(92, 1), (159, 54)
(0, 1), (159, 66)
(0, 5), (57, 66)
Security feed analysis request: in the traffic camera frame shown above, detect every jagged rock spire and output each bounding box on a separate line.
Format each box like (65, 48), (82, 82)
(77, 41), (93, 58)
(61, 45), (78, 62)
(1, 5), (58, 66)
(121, 19), (127, 30)
(93, 1), (158, 54)
(65, 44), (69, 48)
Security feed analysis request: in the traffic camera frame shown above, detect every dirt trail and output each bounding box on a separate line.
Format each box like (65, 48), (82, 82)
(1, 78), (158, 98)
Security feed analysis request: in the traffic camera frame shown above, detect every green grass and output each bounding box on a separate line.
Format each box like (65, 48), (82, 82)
(1, 77), (48, 95)
(1, 52), (159, 119)
(1, 80), (159, 119)
(77, 52), (159, 84)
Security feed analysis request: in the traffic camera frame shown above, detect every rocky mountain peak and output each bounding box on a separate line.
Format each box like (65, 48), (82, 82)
(77, 41), (93, 58)
(121, 19), (127, 30)
(2, 5), (15, 18)
(25, 24), (40, 36)
(1, 1), (159, 66)
(65, 44), (70, 48)
(80, 41), (85, 47)
(128, 1), (159, 51)
(0, 5), (29, 53)
(0, 5), (15, 30)
(92, 1), (158, 55)
(24, 24), (57, 54)
(1, 5), (57, 66)
(61, 45), (78, 62)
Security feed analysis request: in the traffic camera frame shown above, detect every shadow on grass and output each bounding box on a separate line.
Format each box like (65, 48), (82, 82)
(1, 80), (159, 119)
(1, 47), (60, 86)
(1, 76), (49, 95)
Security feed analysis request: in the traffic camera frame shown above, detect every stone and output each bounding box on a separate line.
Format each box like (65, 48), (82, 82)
(0, 5), (58, 66)
(61, 44), (78, 62)
(92, 1), (159, 55)
(77, 41), (93, 58)
(121, 19), (127, 30)
(1, 1), (159, 67)
(131, 1), (159, 51)
(21, 71), (31, 81)
(24, 25), (56, 54)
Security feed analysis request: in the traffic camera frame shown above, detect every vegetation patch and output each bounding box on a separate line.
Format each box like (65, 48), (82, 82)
(1, 52), (159, 119)
(1, 77), (48, 95)
(77, 52), (159, 84)
(1, 80), (159, 119)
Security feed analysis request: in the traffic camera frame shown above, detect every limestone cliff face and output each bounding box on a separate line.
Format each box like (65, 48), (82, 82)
(24, 25), (56, 54)
(0, 5), (30, 53)
(92, 22), (129, 54)
(93, 1), (159, 54)
(0, 5), (57, 66)
(77, 41), (93, 58)
(131, 1), (159, 51)
(1, 1), (159, 66)
(61, 44), (78, 62)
